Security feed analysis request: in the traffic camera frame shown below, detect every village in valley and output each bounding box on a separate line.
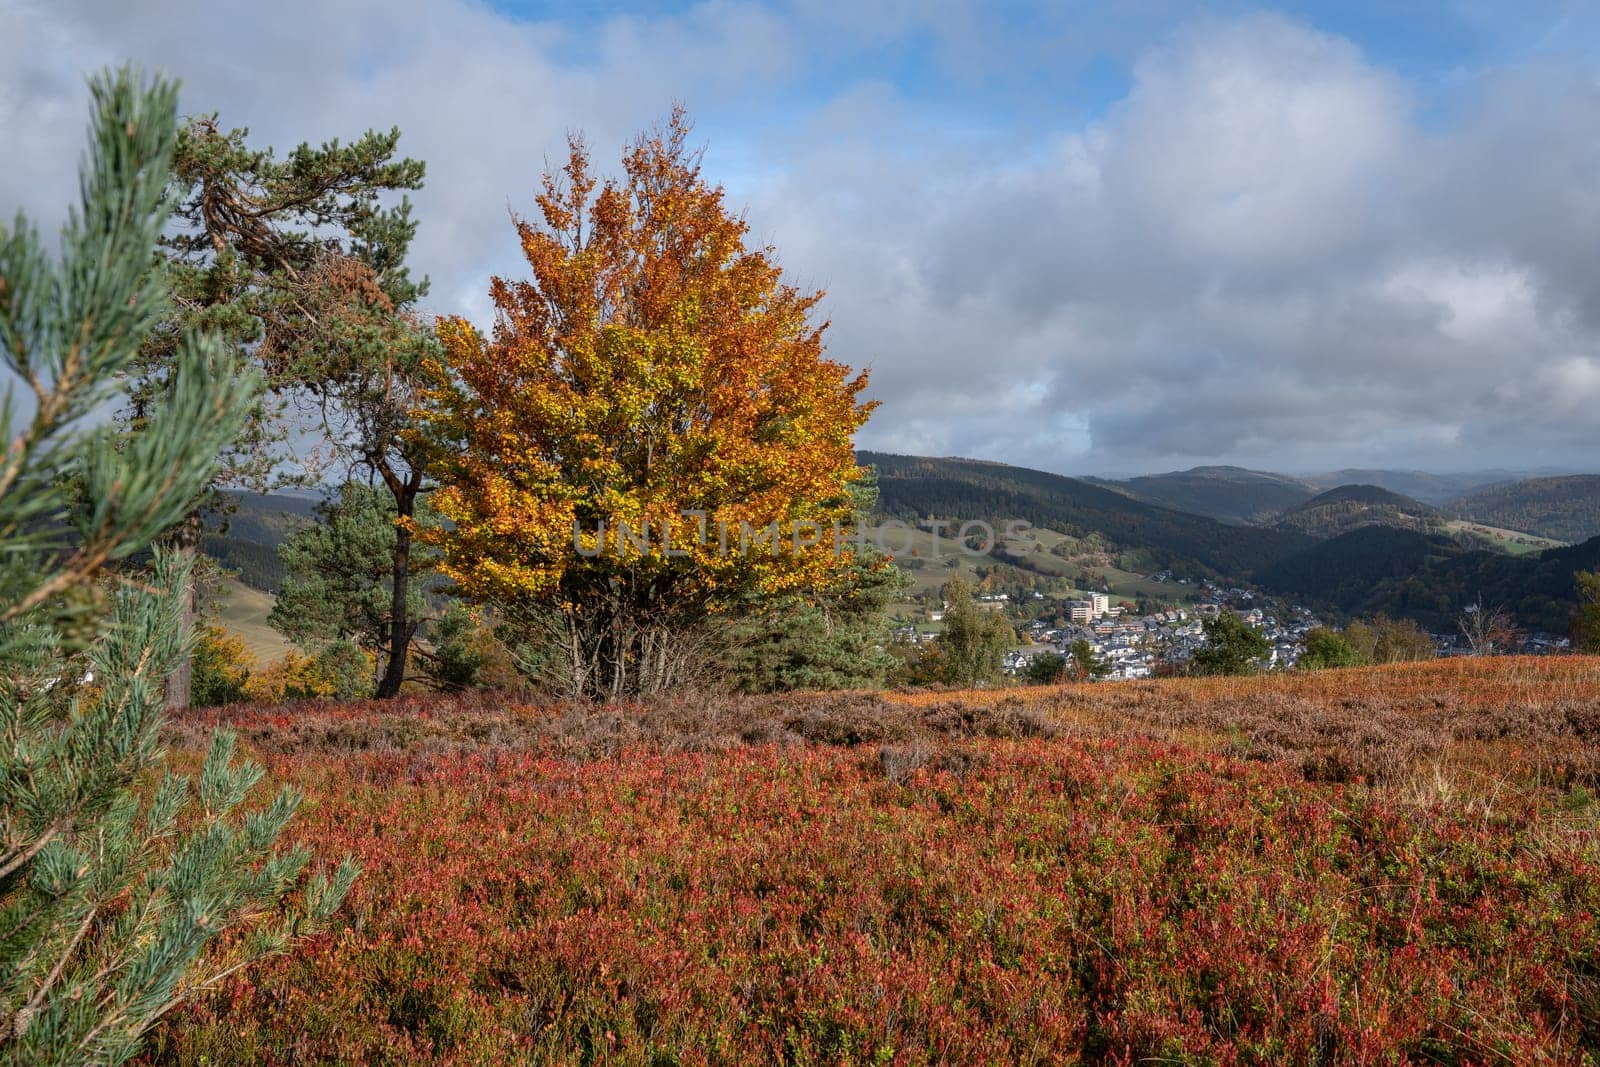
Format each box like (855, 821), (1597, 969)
(894, 563), (1574, 682)
(896, 579), (1323, 680)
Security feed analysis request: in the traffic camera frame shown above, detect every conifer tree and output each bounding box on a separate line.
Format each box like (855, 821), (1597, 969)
(726, 471), (904, 692)
(137, 108), (427, 705)
(0, 69), (355, 1063)
(269, 480), (434, 691)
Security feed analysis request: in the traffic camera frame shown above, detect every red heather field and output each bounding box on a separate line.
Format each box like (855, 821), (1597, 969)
(143, 658), (1600, 1065)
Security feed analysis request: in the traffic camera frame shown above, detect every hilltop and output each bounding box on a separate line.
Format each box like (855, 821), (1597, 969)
(1271, 483), (1444, 539)
(1093, 466), (1533, 518)
(1089, 465), (1316, 523)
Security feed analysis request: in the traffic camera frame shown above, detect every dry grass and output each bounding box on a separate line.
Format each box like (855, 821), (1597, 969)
(175, 656), (1600, 789)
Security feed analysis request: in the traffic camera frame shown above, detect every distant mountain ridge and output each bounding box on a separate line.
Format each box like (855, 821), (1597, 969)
(1092, 465), (1545, 522)
(1089, 466), (1315, 524)
(1299, 469), (1532, 507)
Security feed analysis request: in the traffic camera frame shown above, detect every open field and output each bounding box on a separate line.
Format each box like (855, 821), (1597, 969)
(1445, 519), (1567, 556)
(865, 521), (1190, 606)
(144, 658), (1600, 1064)
(208, 575), (295, 663)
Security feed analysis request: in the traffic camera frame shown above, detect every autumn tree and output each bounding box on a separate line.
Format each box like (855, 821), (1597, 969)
(1458, 599), (1521, 656)
(1343, 615), (1435, 664)
(137, 113), (426, 705)
(419, 112), (874, 698)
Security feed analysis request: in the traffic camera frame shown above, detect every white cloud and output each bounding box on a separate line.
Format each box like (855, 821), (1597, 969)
(3, 2), (1598, 474)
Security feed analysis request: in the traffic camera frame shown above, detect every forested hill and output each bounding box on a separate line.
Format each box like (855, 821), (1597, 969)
(1257, 525), (1600, 633)
(1450, 475), (1600, 543)
(200, 491), (320, 592)
(1272, 484), (1445, 539)
(1091, 466), (1316, 524)
(859, 452), (1312, 579)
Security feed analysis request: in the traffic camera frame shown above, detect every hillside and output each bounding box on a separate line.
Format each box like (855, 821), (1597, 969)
(1256, 526), (1467, 617)
(1257, 524), (1600, 632)
(1450, 474), (1600, 543)
(1272, 483), (1444, 539)
(861, 452), (1311, 580)
(205, 575), (294, 662)
(201, 491), (319, 592)
(1093, 465), (1315, 523)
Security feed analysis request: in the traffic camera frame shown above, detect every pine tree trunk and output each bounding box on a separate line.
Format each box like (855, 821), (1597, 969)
(163, 517), (200, 711)
(374, 474), (419, 699)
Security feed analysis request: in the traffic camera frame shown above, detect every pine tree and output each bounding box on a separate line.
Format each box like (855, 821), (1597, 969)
(0, 69), (355, 1063)
(727, 471), (905, 693)
(136, 108), (427, 705)
(269, 480), (434, 692)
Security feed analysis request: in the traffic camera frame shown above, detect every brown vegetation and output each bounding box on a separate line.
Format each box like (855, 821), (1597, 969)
(176, 656), (1600, 789)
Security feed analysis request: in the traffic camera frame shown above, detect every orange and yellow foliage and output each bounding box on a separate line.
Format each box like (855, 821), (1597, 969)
(244, 646), (376, 703)
(417, 111), (874, 610)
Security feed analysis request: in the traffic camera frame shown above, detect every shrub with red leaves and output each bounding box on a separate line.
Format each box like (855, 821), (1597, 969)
(141, 659), (1600, 1064)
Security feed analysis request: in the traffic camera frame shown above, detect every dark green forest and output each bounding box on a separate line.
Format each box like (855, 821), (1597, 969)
(1257, 525), (1600, 633)
(1450, 475), (1600, 543)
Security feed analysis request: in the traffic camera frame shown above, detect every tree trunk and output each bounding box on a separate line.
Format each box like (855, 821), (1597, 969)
(374, 462), (428, 700)
(163, 516), (201, 711)
(375, 482), (416, 699)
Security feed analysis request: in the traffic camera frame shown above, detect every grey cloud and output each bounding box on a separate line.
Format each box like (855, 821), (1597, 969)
(3, 3), (1597, 475)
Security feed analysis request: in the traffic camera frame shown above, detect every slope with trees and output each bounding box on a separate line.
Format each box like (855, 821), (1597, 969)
(1272, 484), (1446, 540)
(1259, 524), (1600, 634)
(1449, 475), (1600, 543)
(862, 452), (1312, 581)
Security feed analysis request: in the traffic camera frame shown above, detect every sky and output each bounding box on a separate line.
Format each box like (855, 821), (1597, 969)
(4, 0), (1600, 477)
